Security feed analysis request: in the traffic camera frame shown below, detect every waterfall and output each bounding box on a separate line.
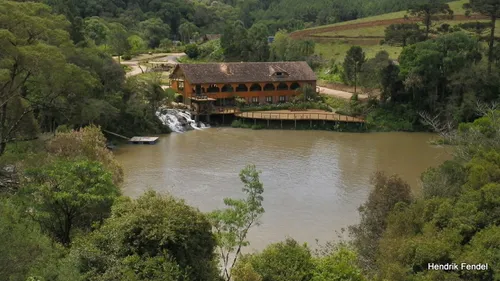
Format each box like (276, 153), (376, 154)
(156, 108), (209, 133)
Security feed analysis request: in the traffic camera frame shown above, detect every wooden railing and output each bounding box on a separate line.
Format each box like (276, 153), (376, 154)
(235, 111), (365, 123)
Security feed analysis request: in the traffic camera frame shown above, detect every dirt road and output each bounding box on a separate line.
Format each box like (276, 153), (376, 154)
(318, 86), (368, 100)
(118, 53), (186, 77)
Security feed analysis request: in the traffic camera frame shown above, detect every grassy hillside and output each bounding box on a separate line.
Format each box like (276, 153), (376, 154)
(290, 0), (494, 63)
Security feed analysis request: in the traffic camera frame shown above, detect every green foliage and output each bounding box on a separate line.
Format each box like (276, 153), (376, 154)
(270, 30), (315, 62)
(185, 43), (200, 59)
(0, 198), (62, 281)
(464, 0), (500, 72)
(371, 113), (500, 280)
(311, 244), (366, 281)
(234, 238), (313, 281)
(366, 105), (417, 132)
(342, 46), (366, 92)
(407, 0), (454, 39)
(22, 159), (120, 245)
(398, 32), (482, 114)
(139, 18), (171, 48)
(384, 23), (425, 47)
(68, 191), (218, 281)
(127, 35), (147, 54)
(209, 164), (265, 281)
(46, 125), (124, 185)
(349, 172), (412, 274)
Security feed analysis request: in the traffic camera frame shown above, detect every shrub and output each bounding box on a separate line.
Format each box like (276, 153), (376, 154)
(251, 124), (264, 130)
(185, 44), (200, 59)
(122, 54), (132, 60)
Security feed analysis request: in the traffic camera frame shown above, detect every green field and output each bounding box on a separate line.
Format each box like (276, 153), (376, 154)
(291, 0), (497, 64)
(303, 0), (469, 32)
(315, 41), (403, 63)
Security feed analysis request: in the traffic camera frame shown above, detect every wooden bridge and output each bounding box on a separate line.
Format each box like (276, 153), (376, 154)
(234, 110), (365, 123)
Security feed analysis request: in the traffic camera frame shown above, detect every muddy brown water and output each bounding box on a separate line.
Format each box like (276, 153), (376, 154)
(114, 128), (451, 251)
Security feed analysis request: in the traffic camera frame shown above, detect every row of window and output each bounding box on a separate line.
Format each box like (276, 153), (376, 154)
(251, 96), (287, 103)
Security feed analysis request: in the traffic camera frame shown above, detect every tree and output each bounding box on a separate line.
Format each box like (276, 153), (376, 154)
(108, 23), (131, 62)
(45, 125), (124, 185)
(83, 17), (109, 45)
(399, 32), (481, 113)
(247, 23), (270, 62)
(22, 159), (120, 245)
(384, 23), (425, 47)
(67, 191), (219, 281)
(457, 21), (492, 36)
(178, 21), (199, 43)
(408, 0), (454, 39)
(221, 20), (249, 61)
(0, 1), (88, 156)
(128, 35), (147, 53)
(311, 244), (365, 281)
(233, 238), (314, 281)
(464, 0), (500, 73)
(270, 30), (290, 61)
(296, 84), (319, 102)
(0, 198), (61, 281)
(139, 18), (171, 48)
(209, 164), (265, 281)
(343, 46), (366, 94)
(185, 43), (200, 58)
(349, 172), (412, 274)
(359, 51), (392, 89)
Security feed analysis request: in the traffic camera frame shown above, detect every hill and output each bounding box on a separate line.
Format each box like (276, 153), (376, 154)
(290, 0), (492, 62)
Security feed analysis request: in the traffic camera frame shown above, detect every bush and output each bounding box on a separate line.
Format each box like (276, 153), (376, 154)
(366, 106), (416, 132)
(231, 120), (250, 128)
(174, 93), (183, 103)
(122, 54), (132, 61)
(251, 124), (264, 130)
(185, 43), (200, 59)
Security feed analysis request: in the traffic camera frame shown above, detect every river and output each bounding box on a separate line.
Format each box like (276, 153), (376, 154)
(113, 128), (451, 252)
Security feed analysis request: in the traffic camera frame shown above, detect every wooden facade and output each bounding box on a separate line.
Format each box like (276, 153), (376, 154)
(170, 62), (317, 110)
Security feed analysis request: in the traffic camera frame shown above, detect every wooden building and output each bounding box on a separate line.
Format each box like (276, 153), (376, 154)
(169, 61), (317, 111)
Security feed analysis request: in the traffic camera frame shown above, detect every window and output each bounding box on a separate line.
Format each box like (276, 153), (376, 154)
(178, 81), (184, 90)
(252, 97), (259, 104)
(266, 96), (273, 103)
(279, 96), (286, 102)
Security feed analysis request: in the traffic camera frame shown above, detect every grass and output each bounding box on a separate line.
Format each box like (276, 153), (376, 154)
(315, 41), (402, 63)
(303, 0), (469, 32)
(321, 95), (349, 110)
(315, 26), (387, 38)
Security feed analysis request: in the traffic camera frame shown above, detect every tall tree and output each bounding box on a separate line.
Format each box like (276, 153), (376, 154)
(349, 172), (412, 275)
(22, 159), (120, 245)
(343, 46), (366, 94)
(209, 164), (265, 281)
(0, 1), (85, 156)
(108, 23), (131, 62)
(178, 21), (199, 43)
(247, 23), (270, 61)
(139, 18), (171, 48)
(464, 0), (500, 73)
(408, 0), (454, 39)
(221, 20), (249, 61)
(384, 23), (425, 47)
(67, 191), (219, 281)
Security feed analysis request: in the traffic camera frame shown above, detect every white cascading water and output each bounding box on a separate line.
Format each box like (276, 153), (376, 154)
(156, 108), (209, 133)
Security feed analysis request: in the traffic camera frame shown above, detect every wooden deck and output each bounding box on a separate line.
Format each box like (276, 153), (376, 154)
(234, 110), (365, 123)
(129, 137), (159, 144)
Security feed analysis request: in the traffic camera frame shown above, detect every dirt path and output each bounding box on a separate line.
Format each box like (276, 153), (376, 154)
(318, 86), (368, 100)
(290, 15), (487, 39)
(118, 53), (186, 77)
